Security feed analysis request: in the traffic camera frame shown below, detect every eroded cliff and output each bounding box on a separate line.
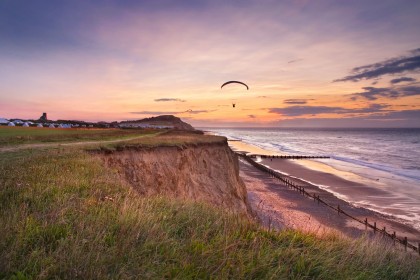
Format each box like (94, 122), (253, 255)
(98, 142), (251, 215)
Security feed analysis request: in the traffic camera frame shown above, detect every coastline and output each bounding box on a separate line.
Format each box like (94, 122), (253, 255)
(226, 138), (420, 245)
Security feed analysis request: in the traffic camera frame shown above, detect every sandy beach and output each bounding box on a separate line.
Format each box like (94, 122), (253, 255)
(230, 140), (420, 246)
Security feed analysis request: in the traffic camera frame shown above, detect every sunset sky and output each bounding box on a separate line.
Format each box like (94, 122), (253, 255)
(1, 0), (419, 127)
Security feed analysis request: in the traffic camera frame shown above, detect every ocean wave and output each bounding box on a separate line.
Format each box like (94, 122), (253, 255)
(248, 141), (299, 155)
(209, 128), (420, 182)
(210, 127), (420, 231)
(331, 155), (420, 181)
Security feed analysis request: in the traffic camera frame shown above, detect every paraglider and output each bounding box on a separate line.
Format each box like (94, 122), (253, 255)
(221, 81), (249, 108)
(221, 81), (249, 90)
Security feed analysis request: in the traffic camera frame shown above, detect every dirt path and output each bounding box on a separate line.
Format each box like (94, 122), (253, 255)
(0, 134), (156, 153)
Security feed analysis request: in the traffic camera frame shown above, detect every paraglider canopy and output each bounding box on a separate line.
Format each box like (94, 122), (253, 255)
(221, 81), (249, 90)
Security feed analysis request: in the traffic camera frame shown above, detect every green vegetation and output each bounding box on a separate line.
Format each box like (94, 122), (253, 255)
(0, 133), (419, 279)
(0, 126), (158, 146)
(96, 130), (226, 151)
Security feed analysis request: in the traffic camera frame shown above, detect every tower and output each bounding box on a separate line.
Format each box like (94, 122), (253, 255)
(40, 112), (47, 121)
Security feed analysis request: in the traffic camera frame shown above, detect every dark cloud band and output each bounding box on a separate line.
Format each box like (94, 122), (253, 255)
(269, 104), (389, 117)
(283, 99), (309, 104)
(350, 85), (420, 101)
(390, 77), (416, 84)
(154, 98), (186, 102)
(334, 49), (420, 82)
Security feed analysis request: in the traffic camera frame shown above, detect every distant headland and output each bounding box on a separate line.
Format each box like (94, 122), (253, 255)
(0, 113), (194, 130)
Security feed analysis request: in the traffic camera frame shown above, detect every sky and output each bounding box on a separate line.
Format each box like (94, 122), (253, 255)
(1, 0), (420, 127)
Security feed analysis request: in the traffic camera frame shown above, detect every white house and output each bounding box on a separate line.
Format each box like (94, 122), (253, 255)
(37, 123), (43, 128)
(8, 122), (15, 126)
(0, 118), (9, 124)
(22, 122), (30, 127)
(49, 124), (55, 128)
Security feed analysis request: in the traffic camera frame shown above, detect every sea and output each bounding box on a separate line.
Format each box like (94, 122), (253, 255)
(204, 127), (420, 230)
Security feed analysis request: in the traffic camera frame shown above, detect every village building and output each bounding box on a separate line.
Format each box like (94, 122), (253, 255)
(39, 112), (47, 121)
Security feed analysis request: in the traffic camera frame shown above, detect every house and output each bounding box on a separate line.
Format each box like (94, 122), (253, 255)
(58, 124), (71, 128)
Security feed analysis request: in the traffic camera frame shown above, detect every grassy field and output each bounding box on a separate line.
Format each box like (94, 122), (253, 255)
(95, 130), (226, 151)
(0, 132), (419, 279)
(0, 126), (158, 146)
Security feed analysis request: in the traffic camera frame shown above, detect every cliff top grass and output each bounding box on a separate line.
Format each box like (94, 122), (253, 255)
(0, 126), (225, 151)
(1, 145), (419, 279)
(0, 126), (158, 147)
(96, 130), (226, 152)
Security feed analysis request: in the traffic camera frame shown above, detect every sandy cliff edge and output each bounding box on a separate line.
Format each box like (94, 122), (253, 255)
(97, 142), (252, 216)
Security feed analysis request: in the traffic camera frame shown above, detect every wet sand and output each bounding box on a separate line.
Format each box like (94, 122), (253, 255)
(227, 139), (420, 245)
(260, 158), (394, 205)
(240, 159), (420, 244)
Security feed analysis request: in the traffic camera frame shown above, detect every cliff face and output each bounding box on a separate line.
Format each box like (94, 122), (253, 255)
(98, 143), (251, 215)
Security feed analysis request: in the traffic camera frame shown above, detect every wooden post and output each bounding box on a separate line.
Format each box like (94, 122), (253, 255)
(364, 218), (368, 230)
(373, 222), (376, 233)
(337, 205), (340, 215)
(383, 227), (386, 237)
(403, 237), (408, 252)
(418, 243), (420, 256)
(317, 195), (320, 205)
(393, 231), (396, 245)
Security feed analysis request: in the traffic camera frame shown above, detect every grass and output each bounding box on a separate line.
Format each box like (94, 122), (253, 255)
(0, 126), (158, 146)
(95, 130), (227, 151)
(0, 136), (419, 279)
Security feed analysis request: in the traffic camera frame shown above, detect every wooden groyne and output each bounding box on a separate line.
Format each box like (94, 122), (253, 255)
(250, 154), (330, 159)
(236, 152), (420, 255)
